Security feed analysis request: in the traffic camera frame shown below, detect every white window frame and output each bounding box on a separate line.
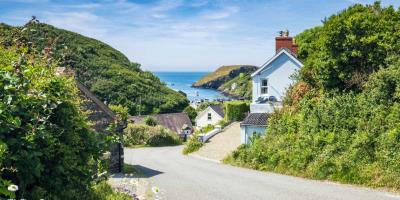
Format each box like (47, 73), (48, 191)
(207, 113), (212, 121)
(261, 78), (268, 95)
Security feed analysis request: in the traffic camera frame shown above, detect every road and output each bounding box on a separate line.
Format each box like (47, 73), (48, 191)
(193, 122), (241, 161)
(124, 146), (400, 200)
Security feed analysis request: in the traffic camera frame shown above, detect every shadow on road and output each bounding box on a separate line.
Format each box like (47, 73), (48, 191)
(134, 165), (163, 178)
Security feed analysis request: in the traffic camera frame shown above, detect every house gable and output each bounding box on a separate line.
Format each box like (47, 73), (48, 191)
(195, 106), (224, 127)
(251, 49), (303, 102)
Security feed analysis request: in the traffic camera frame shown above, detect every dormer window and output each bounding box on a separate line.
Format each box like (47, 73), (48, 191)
(261, 79), (268, 95)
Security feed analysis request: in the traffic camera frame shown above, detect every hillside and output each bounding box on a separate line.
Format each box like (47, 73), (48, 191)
(192, 65), (257, 99)
(218, 72), (253, 99)
(0, 20), (188, 115)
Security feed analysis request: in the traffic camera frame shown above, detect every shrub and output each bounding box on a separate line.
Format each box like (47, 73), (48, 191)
(123, 124), (181, 147)
(217, 119), (230, 129)
(226, 90), (400, 190)
(0, 47), (105, 199)
(87, 181), (132, 200)
(109, 104), (129, 122)
(200, 124), (215, 133)
(144, 116), (158, 126)
(182, 133), (203, 155)
(183, 106), (197, 123)
(224, 101), (249, 121)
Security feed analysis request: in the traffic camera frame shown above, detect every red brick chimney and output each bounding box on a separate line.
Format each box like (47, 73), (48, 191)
(275, 30), (297, 56)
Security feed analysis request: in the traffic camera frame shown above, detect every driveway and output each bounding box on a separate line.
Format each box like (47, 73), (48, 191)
(193, 122), (241, 162)
(124, 146), (400, 200)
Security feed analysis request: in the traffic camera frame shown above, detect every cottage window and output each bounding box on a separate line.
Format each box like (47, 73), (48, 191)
(207, 113), (212, 120)
(261, 79), (268, 94)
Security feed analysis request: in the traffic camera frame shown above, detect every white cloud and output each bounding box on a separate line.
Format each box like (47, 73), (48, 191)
(201, 6), (240, 20)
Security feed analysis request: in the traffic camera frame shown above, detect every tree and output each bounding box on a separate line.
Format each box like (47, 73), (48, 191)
(296, 2), (400, 91)
(183, 106), (197, 124)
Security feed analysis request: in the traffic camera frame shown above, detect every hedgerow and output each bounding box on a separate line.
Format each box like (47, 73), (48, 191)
(0, 46), (107, 199)
(226, 2), (400, 190)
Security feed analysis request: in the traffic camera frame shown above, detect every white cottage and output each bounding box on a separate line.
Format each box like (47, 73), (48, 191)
(241, 31), (303, 144)
(195, 105), (224, 128)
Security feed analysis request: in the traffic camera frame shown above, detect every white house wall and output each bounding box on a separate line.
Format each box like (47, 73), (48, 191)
(252, 53), (301, 102)
(196, 107), (224, 128)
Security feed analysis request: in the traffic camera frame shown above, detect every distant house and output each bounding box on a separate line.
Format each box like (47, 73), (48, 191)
(241, 30), (303, 144)
(195, 105), (224, 128)
(130, 112), (194, 139)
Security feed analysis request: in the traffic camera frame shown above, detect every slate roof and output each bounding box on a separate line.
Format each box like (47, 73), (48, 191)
(209, 105), (224, 118)
(241, 113), (269, 126)
(130, 113), (193, 135)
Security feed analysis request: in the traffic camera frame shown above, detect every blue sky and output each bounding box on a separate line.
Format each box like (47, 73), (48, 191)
(1, 0), (399, 72)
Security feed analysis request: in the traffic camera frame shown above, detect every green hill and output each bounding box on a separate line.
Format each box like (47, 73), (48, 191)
(0, 20), (188, 115)
(218, 72), (253, 99)
(192, 65), (257, 99)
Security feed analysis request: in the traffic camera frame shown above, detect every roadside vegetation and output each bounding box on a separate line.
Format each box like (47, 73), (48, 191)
(0, 43), (128, 198)
(124, 124), (182, 147)
(182, 132), (204, 155)
(224, 101), (250, 121)
(225, 2), (400, 191)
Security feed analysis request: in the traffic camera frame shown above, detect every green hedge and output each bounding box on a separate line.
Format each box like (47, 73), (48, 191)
(224, 101), (250, 121)
(0, 47), (106, 199)
(124, 124), (182, 147)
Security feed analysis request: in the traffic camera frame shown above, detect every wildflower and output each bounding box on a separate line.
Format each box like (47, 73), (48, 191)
(152, 186), (159, 194)
(8, 184), (18, 192)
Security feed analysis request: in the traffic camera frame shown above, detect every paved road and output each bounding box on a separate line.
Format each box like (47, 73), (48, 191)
(124, 146), (400, 200)
(193, 122), (241, 161)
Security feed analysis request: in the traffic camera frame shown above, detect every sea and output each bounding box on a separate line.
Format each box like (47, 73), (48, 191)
(153, 72), (229, 102)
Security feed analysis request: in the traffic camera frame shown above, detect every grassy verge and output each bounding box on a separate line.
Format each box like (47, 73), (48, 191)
(182, 134), (203, 155)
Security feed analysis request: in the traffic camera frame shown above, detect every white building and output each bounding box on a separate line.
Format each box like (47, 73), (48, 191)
(195, 105), (224, 128)
(241, 31), (303, 144)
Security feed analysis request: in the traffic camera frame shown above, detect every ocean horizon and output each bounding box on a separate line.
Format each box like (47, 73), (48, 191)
(153, 71), (229, 101)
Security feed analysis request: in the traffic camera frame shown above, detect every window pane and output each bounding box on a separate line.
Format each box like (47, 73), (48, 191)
(261, 87), (268, 94)
(262, 79), (268, 86)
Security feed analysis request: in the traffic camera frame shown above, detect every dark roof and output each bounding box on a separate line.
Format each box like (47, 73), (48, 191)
(129, 113), (193, 134)
(241, 113), (268, 126)
(210, 105), (224, 117)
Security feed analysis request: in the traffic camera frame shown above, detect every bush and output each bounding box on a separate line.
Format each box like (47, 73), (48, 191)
(0, 47), (105, 199)
(183, 106), (197, 123)
(224, 101), (249, 121)
(217, 119), (230, 129)
(124, 124), (181, 147)
(182, 133), (203, 155)
(143, 116), (158, 126)
(87, 181), (133, 200)
(200, 124), (215, 133)
(227, 89), (400, 190)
